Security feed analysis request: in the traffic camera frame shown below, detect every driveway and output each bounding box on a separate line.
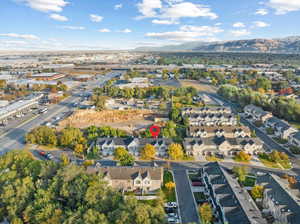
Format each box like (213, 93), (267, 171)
(173, 169), (199, 224)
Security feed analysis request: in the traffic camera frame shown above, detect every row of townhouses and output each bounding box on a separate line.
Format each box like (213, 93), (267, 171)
(187, 126), (251, 138)
(184, 136), (263, 157)
(94, 138), (172, 157)
(244, 104), (300, 145)
(187, 113), (238, 126)
(87, 166), (163, 192)
(182, 106), (232, 116)
(201, 163), (267, 224)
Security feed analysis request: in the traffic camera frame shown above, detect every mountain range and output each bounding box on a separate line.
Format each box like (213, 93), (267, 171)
(135, 36), (300, 53)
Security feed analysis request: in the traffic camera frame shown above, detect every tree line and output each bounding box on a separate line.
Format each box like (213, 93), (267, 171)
(218, 84), (300, 122)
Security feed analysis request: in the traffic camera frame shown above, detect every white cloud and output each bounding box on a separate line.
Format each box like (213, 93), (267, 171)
(0, 33), (40, 40)
(230, 29), (251, 37)
(50, 13), (68, 21)
(90, 14), (103, 22)
(146, 25), (223, 41)
(162, 2), (218, 20)
(98, 28), (111, 33)
(120, 29), (132, 33)
(255, 8), (269, 15)
(137, 0), (162, 18)
(114, 4), (123, 10)
(253, 21), (270, 28)
(215, 23), (222, 26)
(152, 19), (178, 24)
(266, 0), (300, 15)
(61, 26), (85, 30)
(22, 0), (68, 12)
(233, 22), (245, 28)
(137, 0), (217, 20)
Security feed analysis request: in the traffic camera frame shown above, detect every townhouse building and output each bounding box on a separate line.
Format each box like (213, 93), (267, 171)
(288, 132), (300, 147)
(184, 136), (263, 157)
(265, 117), (297, 140)
(244, 104), (273, 122)
(95, 137), (172, 158)
(87, 166), (163, 192)
(188, 126), (251, 138)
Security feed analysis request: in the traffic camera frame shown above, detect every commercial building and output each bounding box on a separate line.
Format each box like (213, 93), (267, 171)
(30, 73), (65, 81)
(0, 94), (43, 123)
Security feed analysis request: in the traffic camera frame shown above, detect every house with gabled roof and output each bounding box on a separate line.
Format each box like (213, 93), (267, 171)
(95, 137), (172, 158)
(188, 126), (251, 138)
(184, 136), (263, 157)
(87, 166), (163, 192)
(265, 117), (297, 139)
(289, 132), (300, 147)
(244, 104), (273, 122)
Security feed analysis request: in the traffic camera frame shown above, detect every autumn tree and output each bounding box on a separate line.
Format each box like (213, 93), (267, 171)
(232, 166), (248, 182)
(168, 143), (184, 160)
(25, 126), (57, 146)
(235, 151), (252, 162)
(74, 144), (84, 154)
(140, 144), (156, 160)
(199, 203), (213, 224)
(251, 185), (264, 200)
(113, 147), (134, 166)
(61, 153), (70, 166)
(287, 176), (297, 188)
(165, 182), (175, 192)
(60, 127), (86, 149)
(114, 147), (128, 160)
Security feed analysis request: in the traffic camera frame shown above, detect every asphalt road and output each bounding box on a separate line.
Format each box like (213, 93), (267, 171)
(173, 169), (200, 224)
(0, 71), (121, 155)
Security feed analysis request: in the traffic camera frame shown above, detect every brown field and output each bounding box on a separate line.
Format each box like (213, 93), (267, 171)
(58, 109), (154, 133)
(180, 80), (217, 93)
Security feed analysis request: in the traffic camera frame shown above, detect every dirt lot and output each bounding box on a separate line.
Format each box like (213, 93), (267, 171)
(180, 79), (217, 93)
(58, 109), (154, 133)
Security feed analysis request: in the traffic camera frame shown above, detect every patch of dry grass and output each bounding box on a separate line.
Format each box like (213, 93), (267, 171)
(58, 109), (154, 130)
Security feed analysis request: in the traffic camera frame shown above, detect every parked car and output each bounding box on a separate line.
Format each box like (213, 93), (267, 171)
(39, 151), (46, 157)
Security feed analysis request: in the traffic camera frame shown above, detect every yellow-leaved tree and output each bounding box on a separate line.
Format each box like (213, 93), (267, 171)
(140, 144), (156, 160)
(168, 143), (184, 160)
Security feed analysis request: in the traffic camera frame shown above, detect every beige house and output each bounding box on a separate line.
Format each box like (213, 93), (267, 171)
(244, 104), (273, 122)
(184, 137), (263, 157)
(182, 107), (232, 116)
(188, 126), (251, 138)
(87, 166), (163, 192)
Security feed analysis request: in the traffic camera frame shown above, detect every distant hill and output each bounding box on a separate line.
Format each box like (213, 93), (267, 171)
(135, 36), (300, 53)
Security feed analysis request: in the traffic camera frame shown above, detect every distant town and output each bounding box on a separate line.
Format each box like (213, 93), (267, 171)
(1, 50), (300, 224)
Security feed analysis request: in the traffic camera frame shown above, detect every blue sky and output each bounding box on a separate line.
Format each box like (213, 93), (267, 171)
(0, 0), (300, 50)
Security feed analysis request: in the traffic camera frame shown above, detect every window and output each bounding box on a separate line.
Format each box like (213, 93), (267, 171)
(144, 180), (150, 185)
(135, 180), (141, 185)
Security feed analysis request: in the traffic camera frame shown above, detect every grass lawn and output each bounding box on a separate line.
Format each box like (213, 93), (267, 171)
(259, 158), (281, 169)
(272, 137), (288, 145)
(206, 156), (223, 162)
(290, 121), (300, 130)
(242, 176), (256, 187)
(233, 157), (250, 164)
(140, 200), (158, 206)
(290, 146), (300, 154)
(162, 171), (176, 202)
(278, 160), (292, 169)
(194, 192), (207, 202)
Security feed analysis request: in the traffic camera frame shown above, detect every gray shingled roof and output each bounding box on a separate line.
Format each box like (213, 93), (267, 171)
(87, 166), (163, 181)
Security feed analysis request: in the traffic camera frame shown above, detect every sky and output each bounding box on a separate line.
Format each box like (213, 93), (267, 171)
(0, 0), (300, 50)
